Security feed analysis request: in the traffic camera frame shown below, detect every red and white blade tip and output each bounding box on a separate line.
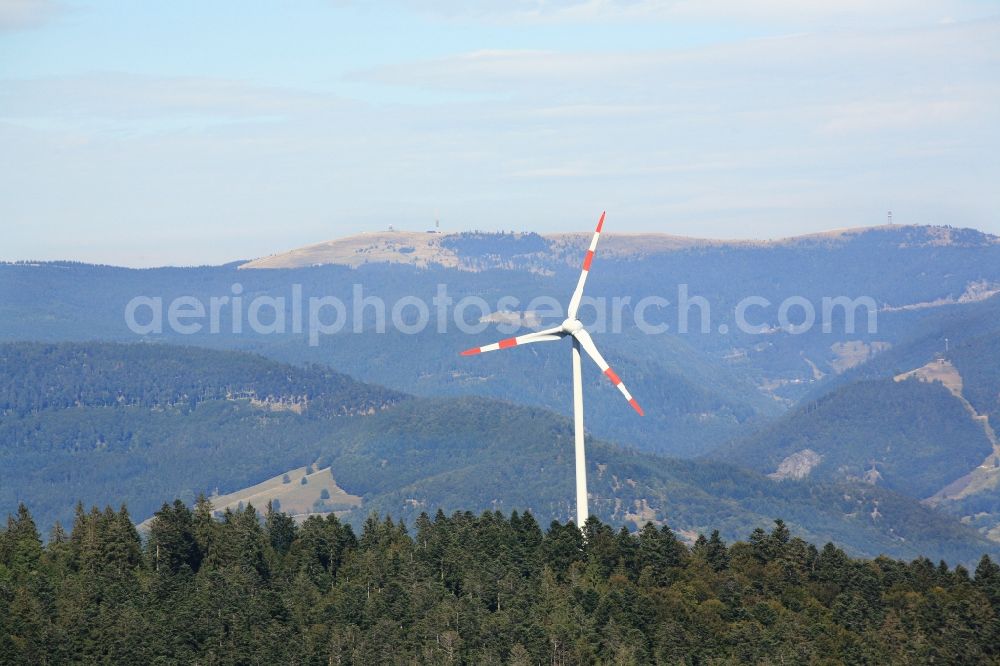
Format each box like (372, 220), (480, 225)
(596, 211), (606, 233)
(460, 336), (519, 356)
(602, 366), (644, 416)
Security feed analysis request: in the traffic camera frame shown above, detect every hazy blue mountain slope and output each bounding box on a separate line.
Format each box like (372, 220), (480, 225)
(798, 293), (1000, 404)
(949, 333), (1000, 421)
(716, 378), (994, 500)
(0, 262), (776, 456)
(0, 341), (995, 564)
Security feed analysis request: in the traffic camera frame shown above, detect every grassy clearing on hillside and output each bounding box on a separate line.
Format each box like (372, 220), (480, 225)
(895, 358), (964, 396)
(137, 464), (361, 530)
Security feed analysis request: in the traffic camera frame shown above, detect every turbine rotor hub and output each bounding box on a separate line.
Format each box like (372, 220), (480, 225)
(561, 318), (584, 334)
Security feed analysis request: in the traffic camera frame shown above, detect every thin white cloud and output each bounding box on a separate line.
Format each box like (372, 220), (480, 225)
(351, 18), (1000, 154)
(0, 73), (347, 122)
(357, 19), (1000, 98)
(820, 97), (978, 135)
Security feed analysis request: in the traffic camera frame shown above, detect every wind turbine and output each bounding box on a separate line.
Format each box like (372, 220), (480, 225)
(460, 212), (643, 526)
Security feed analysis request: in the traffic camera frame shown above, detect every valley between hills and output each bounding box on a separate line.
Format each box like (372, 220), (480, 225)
(4, 223), (1000, 564)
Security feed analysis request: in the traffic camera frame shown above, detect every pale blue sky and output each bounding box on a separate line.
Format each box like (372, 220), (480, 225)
(1, 0), (998, 266)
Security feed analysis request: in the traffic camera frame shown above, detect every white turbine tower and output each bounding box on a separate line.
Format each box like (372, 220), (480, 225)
(460, 212), (643, 527)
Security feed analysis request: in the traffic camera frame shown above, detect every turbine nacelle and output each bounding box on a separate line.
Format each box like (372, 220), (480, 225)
(561, 318), (584, 334)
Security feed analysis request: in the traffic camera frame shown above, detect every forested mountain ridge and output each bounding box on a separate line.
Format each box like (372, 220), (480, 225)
(2, 501), (1000, 664)
(799, 290), (1000, 405)
(0, 341), (403, 416)
(1, 341), (997, 565)
(300, 394), (997, 564)
(717, 314), (1000, 544)
(949, 332), (1000, 422)
(715, 377), (995, 499)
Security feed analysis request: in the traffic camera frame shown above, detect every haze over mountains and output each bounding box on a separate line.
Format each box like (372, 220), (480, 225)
(3, 223), (1000, 562)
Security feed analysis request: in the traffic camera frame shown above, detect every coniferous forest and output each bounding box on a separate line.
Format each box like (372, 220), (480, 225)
(3, 500), (1000, 665)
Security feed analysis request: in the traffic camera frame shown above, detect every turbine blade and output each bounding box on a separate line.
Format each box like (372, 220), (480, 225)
(567, 211), (605, 320)
(460, 326), (566, 356)
(572, 329), (644, 415)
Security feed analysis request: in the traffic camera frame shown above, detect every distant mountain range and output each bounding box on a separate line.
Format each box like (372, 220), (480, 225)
(3, 223), (1000, 559)
(239, 224), (1000, 271)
